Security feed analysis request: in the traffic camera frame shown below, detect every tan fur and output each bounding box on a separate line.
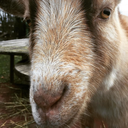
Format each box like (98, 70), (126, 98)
(0, 0), (128, 128)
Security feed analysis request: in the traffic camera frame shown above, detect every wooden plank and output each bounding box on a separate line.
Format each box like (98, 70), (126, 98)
(0, 38), (29, 54)
(15, 61), (30, 84)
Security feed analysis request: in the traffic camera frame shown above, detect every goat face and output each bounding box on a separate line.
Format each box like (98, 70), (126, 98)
(29, 1), (94, 127)
(1, 0), (127, 128)
(29, 0), (122, 126)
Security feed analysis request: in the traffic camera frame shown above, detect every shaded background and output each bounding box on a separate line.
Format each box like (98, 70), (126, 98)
(0, 9), (29, 41)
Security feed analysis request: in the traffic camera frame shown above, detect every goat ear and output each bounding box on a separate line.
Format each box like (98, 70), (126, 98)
(0, 0), (29, 19)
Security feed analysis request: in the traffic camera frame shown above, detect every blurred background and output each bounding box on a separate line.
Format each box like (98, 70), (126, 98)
(0, 8), (29, 41)
(119, 0), (128, 16)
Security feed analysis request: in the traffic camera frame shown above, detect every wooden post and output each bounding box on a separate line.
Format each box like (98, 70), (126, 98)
(10, 54), (14, 83)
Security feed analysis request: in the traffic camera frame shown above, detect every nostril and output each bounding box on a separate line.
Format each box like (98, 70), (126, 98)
(34, 89), (63, 110)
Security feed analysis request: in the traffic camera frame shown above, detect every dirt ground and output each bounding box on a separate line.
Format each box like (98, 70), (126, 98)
(0, 83), (106, 128)
(0, 83), (37, 128)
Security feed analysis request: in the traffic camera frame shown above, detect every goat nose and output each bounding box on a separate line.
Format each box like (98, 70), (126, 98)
(34, 89), (63, 109)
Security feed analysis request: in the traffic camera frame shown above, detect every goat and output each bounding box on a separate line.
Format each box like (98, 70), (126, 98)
(0, 0), (128, 128)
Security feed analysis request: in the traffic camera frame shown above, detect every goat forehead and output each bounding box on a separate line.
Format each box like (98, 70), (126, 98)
(35, 0), (85, 29)
(29, 0), (93, 56)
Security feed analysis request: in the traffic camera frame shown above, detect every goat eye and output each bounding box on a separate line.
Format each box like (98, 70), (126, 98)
(101, 8), (111, 19)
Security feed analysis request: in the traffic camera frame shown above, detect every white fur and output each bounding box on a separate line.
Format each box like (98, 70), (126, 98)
(103, 68), (117, 90)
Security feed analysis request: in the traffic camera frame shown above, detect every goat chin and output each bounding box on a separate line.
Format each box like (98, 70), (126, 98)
(0, 0), (128, 128)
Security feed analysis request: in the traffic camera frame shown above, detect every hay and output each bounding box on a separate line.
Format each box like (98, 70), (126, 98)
(0, 92), (37, 128)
